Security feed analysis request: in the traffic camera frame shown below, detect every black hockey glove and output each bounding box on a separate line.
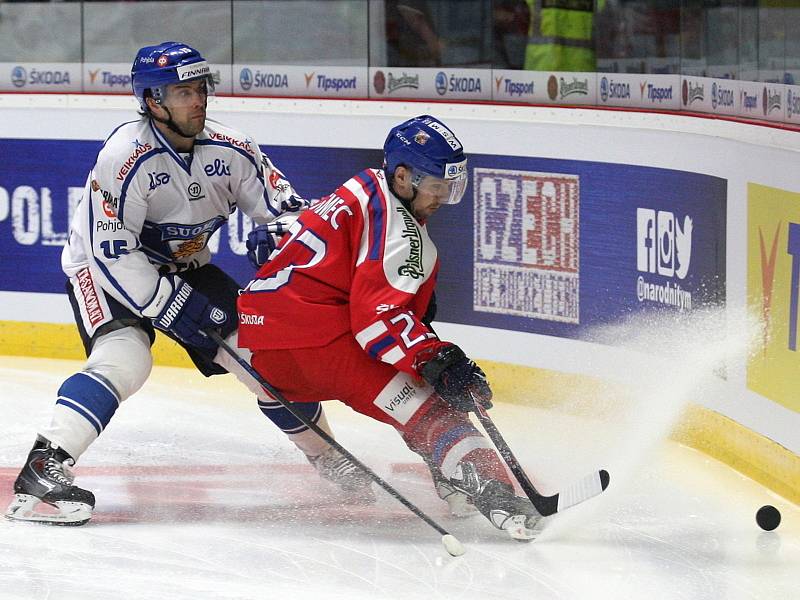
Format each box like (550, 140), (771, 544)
(420, 344), (493, 412)
(246, 222), (286, 269)
(421, 291), (437, 328)
(142, 276), (228, 352)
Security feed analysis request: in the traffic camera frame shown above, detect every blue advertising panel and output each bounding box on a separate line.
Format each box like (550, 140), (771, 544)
(430, 155), (727, 339)
(0, 138), (726, 342)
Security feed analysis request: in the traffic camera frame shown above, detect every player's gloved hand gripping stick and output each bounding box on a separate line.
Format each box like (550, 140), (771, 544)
(206, 329), (466, 558)
(143, 276), (228, 351)
(420, 344), (492, 411)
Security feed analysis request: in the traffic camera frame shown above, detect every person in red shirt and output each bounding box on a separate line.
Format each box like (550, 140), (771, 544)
(238, 115), (543, 540)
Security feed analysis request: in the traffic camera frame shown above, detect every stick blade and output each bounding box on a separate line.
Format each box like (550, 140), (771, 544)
(554, 469), (610, 513)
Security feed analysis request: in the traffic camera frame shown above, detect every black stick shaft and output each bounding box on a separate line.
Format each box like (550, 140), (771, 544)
(472, 399), (559, 516)
(209, 330), (453, 536)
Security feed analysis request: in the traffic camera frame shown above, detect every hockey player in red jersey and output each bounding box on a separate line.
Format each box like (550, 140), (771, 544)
(238, 115), (543, 540)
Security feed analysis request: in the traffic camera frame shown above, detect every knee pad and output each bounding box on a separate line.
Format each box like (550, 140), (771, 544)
(84, 326), (153, 400)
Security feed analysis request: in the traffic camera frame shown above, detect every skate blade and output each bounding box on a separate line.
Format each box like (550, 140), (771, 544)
(4, 494), (92, 526)
(501, 514), (546, 541)
(444, 496), (479, 518)
(435, 483), (479, 518)
(340, 485), (377, 506)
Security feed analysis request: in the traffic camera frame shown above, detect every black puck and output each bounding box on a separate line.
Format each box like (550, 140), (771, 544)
(756, 505), (781, 531)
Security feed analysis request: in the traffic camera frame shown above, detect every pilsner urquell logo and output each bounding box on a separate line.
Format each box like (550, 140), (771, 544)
(397, 206), (424, 278)
(559, 77), (588, 100)
(685, 80), (704, 105)
(387, 73), (419, 93)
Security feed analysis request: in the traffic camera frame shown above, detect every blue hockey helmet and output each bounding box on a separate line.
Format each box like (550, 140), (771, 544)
(131, 41), (214, 112)
(383, 115), (468, 205)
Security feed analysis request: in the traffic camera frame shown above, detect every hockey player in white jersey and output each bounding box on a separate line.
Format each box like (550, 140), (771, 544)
(5, 41), (369, 526)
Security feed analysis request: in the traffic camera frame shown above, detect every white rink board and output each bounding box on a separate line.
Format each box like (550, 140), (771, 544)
(1, 94), (799, 455)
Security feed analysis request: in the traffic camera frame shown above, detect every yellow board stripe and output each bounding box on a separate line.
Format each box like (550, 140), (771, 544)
(2, 321), (797, 504)
(0, 321), (192, 367)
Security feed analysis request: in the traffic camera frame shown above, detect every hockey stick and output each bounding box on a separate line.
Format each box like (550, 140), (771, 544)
(469, 392), (610, 517)
(207, 330), (465, 557)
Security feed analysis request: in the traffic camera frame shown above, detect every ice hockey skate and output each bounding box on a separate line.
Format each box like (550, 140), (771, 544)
(308, 446), (376, 503)
(422, 457), (478, 517)
(450, 461), (545, 540)
(4, 436), (95, 526)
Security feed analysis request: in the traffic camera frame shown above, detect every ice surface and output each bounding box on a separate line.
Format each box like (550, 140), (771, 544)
(1, 356), (798, 600)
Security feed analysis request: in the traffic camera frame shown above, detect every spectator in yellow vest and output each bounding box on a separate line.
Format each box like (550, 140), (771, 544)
(524, 0), (602, 71)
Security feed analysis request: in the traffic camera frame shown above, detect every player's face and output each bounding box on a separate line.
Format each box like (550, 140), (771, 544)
(162, 79), (208, 135)
(410, 175), (457, 220)
(392, 166), (445, 221)
(410, 185), (446, 220)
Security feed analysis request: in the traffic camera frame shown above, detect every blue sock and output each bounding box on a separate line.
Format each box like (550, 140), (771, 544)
(257, 399), (321, 435)
(56, 372), (120, 435)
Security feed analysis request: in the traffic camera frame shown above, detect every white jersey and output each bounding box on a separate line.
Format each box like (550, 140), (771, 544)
(62, 116), (306, 316)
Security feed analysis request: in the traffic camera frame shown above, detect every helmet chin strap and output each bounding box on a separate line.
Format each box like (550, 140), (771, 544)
(150, 105), (195, 140)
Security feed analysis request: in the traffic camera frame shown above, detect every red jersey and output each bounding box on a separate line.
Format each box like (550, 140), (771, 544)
(238, 169), (441, 377)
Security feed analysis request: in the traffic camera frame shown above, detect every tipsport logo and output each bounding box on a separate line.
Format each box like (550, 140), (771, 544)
(639, 81), (673, 103)
(757, 219), (800, 353)
(636, 208), (693, 310)
(495, 76), (533, 98)
(89, 70), (132, 89)
(740, 90), (758, 112)
(785, 224), (800, 350)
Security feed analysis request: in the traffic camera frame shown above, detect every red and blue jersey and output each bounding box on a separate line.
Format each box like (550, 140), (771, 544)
(238, 168), (442, 377)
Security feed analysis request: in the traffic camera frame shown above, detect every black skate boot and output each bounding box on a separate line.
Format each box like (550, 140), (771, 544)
(4, 436), (95, 526)
(449, 461), (544, 540)
(308, 446), (375, 503)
